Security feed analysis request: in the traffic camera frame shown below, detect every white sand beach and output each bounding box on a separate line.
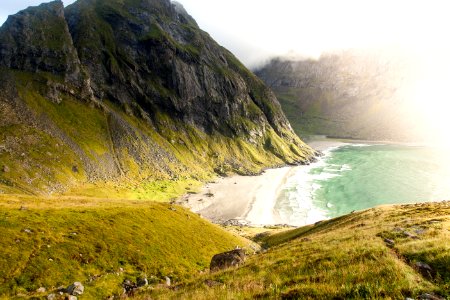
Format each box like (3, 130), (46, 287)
(179, 167), (296, 225)
(178, 138), (350, 226)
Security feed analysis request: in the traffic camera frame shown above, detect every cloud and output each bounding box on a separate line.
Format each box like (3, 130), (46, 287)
(2, 0), (450, 68)
(179, 0), (450, 67)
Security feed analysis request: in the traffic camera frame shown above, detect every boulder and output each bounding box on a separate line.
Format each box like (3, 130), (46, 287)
(383, 238), (395, 247)
(2, 165), (9, 173)
(165, 276), (171, 286)
(210, 249), (245, 272)
(122, 279), (137, 296)
(415, 261), (435, 278)
(164, 276), (171, 286)
(205, 279), (222, 287)
(403, 231), (419, 239)
(136, 276), (148, 287)
(418, 293), (445, 300)
(66, 282), (84, 296)
(47, 294), (56, 300)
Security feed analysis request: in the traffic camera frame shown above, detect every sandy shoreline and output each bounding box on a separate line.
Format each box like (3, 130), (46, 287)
(178, 166), (297, 225)
(178, 137), (440, 226)
(177, 138), (356, 226)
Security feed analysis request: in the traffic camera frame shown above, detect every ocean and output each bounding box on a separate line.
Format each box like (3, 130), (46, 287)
(274, 142), (450, 226)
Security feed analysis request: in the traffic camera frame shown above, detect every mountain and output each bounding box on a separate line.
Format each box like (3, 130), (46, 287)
(0, 0), (315, 297)
(255, 50), (426, 141)
(0, 0), (315, 196)
(0, 3), (448, 299)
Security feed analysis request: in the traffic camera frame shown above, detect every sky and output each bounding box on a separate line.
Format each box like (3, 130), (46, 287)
(1, 0), (450, 67)
(1, 0), (450, 143)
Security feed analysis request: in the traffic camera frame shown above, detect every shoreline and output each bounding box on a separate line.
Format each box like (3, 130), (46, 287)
(177, 166), (297, 225)
(243, 166), (298, 226)
(178, 137), (348, 226)
(178, 137), (449, 227)
(306, 135), (434, 148)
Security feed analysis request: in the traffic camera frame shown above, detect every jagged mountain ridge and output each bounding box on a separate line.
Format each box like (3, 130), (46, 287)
(255, 50), (424, 141)
(0, 0), (314, 196)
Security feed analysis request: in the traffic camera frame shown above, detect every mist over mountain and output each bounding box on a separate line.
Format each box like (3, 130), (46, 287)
(255, 49), (429, 141)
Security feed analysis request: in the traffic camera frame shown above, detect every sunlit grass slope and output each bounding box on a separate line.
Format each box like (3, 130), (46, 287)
(0, 70), (313, 199)
(0, 197), (254, 299)
(143, 201), (450, 299)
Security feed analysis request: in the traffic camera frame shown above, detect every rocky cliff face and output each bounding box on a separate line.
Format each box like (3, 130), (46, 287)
(0, 0), (314, 195)
(255, 50), (424, 141)
(64, 0), (292, 137)
(0, 1), (81, 84)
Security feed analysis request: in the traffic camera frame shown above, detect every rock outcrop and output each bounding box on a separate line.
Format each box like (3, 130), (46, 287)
(66, 282), (84, 296)
(0, 1), (81, 84)
(0, 0), (314, 195)
(64, 0), (294, 138)
(210, 248), (246, 272)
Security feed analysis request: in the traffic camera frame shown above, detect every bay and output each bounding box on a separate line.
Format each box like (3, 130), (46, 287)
(275, 142), (450, 226)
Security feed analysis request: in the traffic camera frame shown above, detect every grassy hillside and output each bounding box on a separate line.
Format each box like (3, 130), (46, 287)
(0, 196), (255, 299)
(0, 0), (315, 198)
(0, 2), (315, 298)
(0, 70), (313, 199)
(272, 87), (344, 138)
(142, 201), (450, 299)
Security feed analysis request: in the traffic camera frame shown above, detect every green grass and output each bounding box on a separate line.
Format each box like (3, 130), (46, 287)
(0, 124), (85, 195)
(273, 86), (343, 139)
(15, 77), (110, 157)
(0, 197), (254, 299)
(0, 70), (313, 199)
(141, 202), (450, 299)
(65, 178), (204, 202)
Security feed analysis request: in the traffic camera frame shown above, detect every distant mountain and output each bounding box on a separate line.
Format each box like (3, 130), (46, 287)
(0, 0), (315, 196)
(255, 50), (425, 141)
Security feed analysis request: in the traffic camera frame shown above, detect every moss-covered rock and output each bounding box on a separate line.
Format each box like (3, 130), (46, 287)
(0, 0), (315, 196)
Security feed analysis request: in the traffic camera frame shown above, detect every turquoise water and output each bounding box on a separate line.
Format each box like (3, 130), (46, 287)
(275, 143), (450, 225)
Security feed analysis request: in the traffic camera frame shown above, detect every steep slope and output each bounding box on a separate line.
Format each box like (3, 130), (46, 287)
(255, 50), (425, 141)
(0, 0), (315, 197)
(0, 196), (255, 298)
(144, 201), (450, 299)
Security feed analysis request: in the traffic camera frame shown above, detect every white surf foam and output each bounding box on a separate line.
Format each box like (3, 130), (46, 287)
(270, 142), (354, 226)
(243, 141), (361, 227)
